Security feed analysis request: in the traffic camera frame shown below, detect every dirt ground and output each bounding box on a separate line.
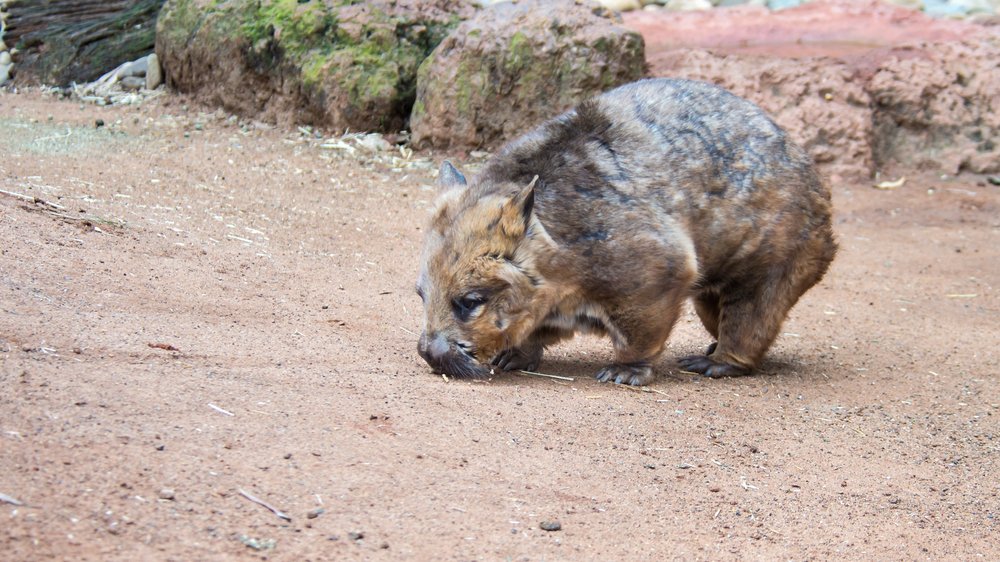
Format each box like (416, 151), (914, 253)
(1, 87), (998, 561)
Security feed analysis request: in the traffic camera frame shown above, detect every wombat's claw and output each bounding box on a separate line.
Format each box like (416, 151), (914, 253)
(677, 355), (750, 378)
(491, 347), (541, 372)
(595, 363), (654, 386)
(705, 342), (718, 355)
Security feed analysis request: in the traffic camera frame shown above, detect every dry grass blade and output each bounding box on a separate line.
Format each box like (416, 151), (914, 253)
(0, 492), (24, 506)
(238, 489), (292, 522)
(208, 403), (235, 416)
(0, 188), (66, 210)
(517, 370), (575, 381)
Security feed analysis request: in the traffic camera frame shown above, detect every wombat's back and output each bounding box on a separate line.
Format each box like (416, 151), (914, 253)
(479, 78), (833, 276)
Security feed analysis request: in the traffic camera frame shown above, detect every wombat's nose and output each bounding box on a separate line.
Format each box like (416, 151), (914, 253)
(418, 332), (451, 365)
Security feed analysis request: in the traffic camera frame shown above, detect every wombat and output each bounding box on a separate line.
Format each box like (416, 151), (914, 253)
(416, 78), (836, 385)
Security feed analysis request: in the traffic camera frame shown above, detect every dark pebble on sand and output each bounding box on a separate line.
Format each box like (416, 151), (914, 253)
(539, 521), (562, 532)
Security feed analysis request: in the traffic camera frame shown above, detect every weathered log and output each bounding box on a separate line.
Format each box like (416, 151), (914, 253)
(5, 0), (165, 86)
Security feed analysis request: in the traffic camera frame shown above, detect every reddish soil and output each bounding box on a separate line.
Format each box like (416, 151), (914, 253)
(1, 85), (998, 562)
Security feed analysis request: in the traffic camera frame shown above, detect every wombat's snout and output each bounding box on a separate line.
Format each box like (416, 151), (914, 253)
(418, 332), (490, 379)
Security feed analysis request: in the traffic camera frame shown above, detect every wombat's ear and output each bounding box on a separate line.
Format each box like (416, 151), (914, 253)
(512, 175), (538, 223)
(500, 176), (538, 237)
(437, 161), (467, 192)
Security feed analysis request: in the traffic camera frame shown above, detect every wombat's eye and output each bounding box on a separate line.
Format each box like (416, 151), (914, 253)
(452, 292), (488, 321)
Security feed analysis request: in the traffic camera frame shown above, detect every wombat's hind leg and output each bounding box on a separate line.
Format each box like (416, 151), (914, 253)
(678, 353), (749, 378)
(596, 362), (654, 386)
(693, 291), (721, 340)
(681, 249), (831, 378)
(680, 280), (782, 378)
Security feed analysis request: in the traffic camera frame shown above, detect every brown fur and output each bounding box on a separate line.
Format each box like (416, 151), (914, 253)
(416, 78), (837, 385)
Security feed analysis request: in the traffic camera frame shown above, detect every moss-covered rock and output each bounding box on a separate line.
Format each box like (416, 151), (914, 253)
(410, 0), (645, 150)
(155, 0), (473, 131)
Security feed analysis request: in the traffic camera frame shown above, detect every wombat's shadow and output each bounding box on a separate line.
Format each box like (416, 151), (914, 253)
(483, 353), (830, 388)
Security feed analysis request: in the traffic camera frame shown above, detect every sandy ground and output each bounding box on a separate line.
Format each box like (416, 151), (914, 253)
(1, 89), (998, 561)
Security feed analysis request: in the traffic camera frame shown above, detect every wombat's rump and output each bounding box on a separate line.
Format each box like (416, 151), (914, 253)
(416, 78), (837, 385)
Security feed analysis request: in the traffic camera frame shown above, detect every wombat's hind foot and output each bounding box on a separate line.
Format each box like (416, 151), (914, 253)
(677, 354), (750, 378)
(595, 362), (654, 386)
(491, 345), (543, 372)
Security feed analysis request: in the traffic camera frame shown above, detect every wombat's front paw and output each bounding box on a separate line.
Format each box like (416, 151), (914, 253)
(677, 354), (750, 378)
(595, 362), (654, 386)
(491, 346), (543, 372)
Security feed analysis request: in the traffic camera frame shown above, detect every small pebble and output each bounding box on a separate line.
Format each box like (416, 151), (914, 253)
(158, 488), (175, 500)
(539, 521), (562, 532)
(306, 508), (325, 519)
(348, 531), (364, 541)
(987, 176), (1000, 186)
(95, 119), (105, 128)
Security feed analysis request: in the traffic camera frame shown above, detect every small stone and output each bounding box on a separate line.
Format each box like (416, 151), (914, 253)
(146, 54), (162, 89)
(158, 488), (175, 500)
(598, 0), (641, 10)
(348, 531), (364, 541)
(306, 508), (325, 519)
(539, 521), (562, 531)
(119, 76), (145, 91)
(664, 0), (712, 10)
(0, 52), (11, 66)
(987, 176), (1000, 186)
(95, 119), (105, 128)
(155, 444), (165, 451)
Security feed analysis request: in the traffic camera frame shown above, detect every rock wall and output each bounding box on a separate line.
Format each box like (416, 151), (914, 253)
(630, 1), (1000, 177)
(869, 39), (1000, 174)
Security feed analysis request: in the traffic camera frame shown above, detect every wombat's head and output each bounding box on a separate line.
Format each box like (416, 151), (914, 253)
(416, 161), (546, 378)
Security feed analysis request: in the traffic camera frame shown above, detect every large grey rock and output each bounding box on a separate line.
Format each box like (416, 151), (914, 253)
(156, 0), (473, 131)
(410, 0), (646, 150)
